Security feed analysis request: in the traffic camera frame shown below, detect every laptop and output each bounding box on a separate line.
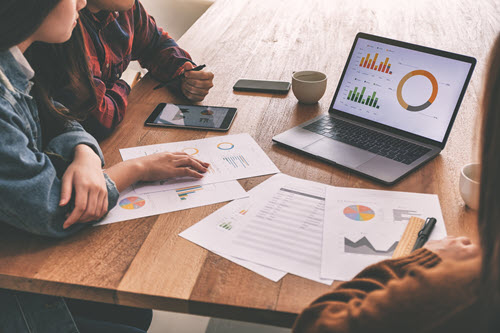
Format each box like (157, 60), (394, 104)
(273, 33), (476, 185)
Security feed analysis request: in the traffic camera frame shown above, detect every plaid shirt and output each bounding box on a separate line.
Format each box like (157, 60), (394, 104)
(78, 0), (192, 139)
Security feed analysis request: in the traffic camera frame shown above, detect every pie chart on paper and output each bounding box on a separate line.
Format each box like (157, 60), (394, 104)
(343, 205), (375, 221)
(119, 196), (146, 210)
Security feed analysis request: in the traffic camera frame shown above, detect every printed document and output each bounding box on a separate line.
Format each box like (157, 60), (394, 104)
(321, 186), (447, 280)
(119, 133), (279, 194)
(95, 180), (248, 226)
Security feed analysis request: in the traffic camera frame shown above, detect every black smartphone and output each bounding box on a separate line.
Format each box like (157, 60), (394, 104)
(145, 103), (237, 131)
(233, 79), (290, 94)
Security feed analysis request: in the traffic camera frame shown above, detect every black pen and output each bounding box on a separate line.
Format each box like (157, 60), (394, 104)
(412, 217), (437, 252)
(153, 64), (206, 90)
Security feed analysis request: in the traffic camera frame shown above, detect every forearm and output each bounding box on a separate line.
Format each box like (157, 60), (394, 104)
(104, 158), (145, 192)
(73, 144), (101, 165)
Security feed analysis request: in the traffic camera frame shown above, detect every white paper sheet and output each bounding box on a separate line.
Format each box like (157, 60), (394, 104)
(225, 175), (333, 285)
(321, 186), (447, 281)
(119, 133), (279, 194)
(94, 180), (248, 226)
(179, 175), (288, 282)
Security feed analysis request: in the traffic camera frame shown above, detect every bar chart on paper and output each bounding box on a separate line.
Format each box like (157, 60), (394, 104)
(223, 155), (250, 168)
(95, 181), (248, 226)
(119, 133), (279, 194)
(176, 185), (204, 200)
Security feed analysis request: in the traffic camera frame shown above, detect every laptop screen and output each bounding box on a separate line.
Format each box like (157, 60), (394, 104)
(332, 37), (473, 143)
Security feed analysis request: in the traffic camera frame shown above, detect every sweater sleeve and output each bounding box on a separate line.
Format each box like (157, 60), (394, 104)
(292, 249), (479, 333)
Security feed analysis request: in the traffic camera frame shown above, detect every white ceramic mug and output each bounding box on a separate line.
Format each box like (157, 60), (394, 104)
(292, 71), (327, 104)
(459, 163), (480, 210)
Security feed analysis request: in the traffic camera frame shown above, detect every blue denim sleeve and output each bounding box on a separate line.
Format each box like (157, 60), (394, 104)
(0, 100), (119, 238)
(45, 118), (105, 165)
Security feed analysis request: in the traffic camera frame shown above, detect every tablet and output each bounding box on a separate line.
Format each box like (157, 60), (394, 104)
(145, 103), (237, 131)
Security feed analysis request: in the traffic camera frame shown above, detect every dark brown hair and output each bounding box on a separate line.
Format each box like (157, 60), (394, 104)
(478, 33), (500, 332)
(26, 22), (97, 144)
(0, 0), (96, 144)
(0, 0), (61, 51)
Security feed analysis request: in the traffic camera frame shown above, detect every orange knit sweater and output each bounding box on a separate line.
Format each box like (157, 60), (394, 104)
(293, 249), (480, 333)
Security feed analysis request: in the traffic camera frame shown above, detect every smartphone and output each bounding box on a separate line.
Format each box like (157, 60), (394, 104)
(233, 79), (290, 94)
(145, 103), (237, 131)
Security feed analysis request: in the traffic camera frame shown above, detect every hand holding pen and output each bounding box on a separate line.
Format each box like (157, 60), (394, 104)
(413, 217), (479, 260)
(154, 63), (214, 102)
(154, 64), (206, 90)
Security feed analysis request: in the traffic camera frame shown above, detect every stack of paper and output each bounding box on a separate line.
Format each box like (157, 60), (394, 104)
(181, 174), (447, 283)
(180, 173), (331, 283)
(95, 133), (279, 226)
(94, 132), (448, 283)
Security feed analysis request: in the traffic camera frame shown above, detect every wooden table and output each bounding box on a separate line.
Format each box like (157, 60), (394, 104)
(0, 0), (498, 328)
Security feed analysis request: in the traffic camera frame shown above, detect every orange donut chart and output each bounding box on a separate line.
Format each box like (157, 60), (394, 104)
(217, 142), (234, 150)
(397, 70), (438, 112)
(182, 147), (199, 155)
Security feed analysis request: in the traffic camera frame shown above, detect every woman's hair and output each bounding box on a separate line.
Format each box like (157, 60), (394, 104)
(0, 0), (61, 51)
(0, 0), (96, 144)
(26, 24), (97, 144)
(478, 33), (500, 331)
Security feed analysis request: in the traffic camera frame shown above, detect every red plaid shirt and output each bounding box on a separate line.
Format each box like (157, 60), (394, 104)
(77, 1), (192, 139)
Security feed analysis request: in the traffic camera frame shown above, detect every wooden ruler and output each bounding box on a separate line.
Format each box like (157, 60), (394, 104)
(392, 216), (426, 258)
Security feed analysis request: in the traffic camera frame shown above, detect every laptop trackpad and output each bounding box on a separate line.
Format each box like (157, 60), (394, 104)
(303, 138), (376, 168)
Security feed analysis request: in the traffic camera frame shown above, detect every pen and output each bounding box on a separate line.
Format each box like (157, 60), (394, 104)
(412, 217), (437, 252)
(153, 64), (207, 90)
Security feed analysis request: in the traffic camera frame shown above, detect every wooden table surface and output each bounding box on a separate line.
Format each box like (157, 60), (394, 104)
(0, 0), (499, 327)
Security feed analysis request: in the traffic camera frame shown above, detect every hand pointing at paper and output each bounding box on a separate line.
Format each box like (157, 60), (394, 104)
(105, 151), (210, 193)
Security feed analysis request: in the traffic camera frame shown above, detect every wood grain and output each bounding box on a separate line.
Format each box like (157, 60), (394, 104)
(0, 0), (498, 327)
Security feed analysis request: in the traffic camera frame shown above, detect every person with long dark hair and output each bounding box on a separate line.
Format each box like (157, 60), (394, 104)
(0, 0), (209, 331)
(292, 36), (500, 333)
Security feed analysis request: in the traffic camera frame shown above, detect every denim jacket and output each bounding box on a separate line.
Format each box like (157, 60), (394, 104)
(0, 49), (119, 332)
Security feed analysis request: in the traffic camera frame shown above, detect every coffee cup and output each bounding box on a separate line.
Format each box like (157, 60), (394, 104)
(459, 163), (480, 210)
(292, 71), (327, 104)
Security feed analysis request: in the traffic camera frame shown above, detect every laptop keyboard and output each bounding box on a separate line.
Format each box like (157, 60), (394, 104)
(303, 116), (431, 165)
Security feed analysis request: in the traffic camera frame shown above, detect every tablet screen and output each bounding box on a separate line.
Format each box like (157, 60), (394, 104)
(152, 104), (230, 128)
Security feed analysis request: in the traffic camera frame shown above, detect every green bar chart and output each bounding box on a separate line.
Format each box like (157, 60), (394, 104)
(346, 86), (380, 109)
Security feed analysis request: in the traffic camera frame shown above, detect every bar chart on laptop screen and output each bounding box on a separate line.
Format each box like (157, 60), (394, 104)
(333, 38), (472, 142)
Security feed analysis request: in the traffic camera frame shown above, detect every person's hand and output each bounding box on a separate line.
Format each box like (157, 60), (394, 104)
(424, 236), (480, 261)
(137, 151), (210, 182)
(180, 62), (214, 102)
(61, 144), (108, 229)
